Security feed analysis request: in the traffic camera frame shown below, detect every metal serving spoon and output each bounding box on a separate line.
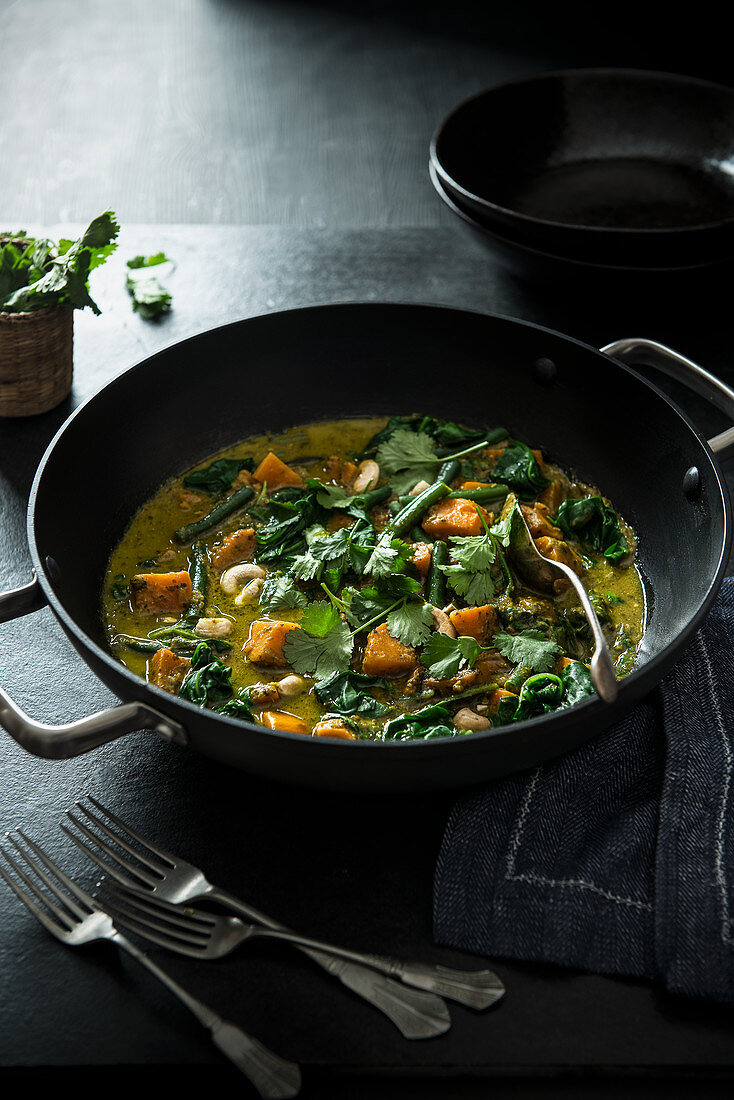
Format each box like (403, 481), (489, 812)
(507, 502), (618, 703)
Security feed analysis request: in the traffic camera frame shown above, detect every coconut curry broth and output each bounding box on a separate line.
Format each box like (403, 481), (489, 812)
(102, 416), (645, 740)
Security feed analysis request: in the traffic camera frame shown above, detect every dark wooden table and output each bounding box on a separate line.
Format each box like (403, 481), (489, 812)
(2, 3), (734, 1096)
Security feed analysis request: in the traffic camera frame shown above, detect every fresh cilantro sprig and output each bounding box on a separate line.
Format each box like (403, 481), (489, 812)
(493, 630), (560, 673)
(376, 430), (497, 494)
(0, 211), (119, 314)
(282, 601), (354, 679)
(421, 634), (483, 679)
(126, 252), (173, 319)
(258, 573), (309, 613)
(439, 507), (511, 606)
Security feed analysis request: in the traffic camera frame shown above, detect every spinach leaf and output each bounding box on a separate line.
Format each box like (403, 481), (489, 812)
(315, 670), (391, 718)
(382, 702), (459, 741)
(555, 496), (629, 562)
(560, 660), (595, 705)
(490, 441), (549, 496)
(215, 690), (256, 722)
(254, 487), (325, 565)
(183, 458), (253, 495)
(179, 642), (233, 708)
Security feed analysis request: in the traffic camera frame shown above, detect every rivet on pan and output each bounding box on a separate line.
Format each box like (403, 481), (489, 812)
(682, 467), (700, 498)
(45, 556), (61, 584)
(533, 357), (557, 385)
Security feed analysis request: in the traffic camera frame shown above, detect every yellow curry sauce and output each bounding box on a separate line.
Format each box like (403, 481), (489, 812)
(102, 416), (645, 740)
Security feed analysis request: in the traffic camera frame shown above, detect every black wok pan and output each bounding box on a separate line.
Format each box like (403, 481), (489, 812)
(1, 303), (733, 791)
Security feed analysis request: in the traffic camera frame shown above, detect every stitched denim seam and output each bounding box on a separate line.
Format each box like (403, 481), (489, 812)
(698, 631), (734, 947)
(505, 762), (653, 912)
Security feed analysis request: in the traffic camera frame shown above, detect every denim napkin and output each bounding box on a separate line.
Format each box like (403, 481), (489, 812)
(434, 577), (734, 1002)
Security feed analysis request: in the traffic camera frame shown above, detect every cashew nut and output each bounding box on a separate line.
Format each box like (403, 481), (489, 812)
(277, 674), (309, 698)
(409, 479), (431, 496)
(221, 562), (266, 594)
(429, 605), (457, 637)
(353, 460), (380, 494)
(453, 707), (491, 731)
(234, 577), (264, 606)
(194, 617), (233, 638)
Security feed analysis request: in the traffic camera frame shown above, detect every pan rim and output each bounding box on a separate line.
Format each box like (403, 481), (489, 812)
(25, 301), (732, 754)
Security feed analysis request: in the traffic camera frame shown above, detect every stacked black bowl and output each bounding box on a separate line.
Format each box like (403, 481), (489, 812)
(430, 69), (734, 276)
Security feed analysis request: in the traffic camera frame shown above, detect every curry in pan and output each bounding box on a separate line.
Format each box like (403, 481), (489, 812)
(103, 416), (645, 740)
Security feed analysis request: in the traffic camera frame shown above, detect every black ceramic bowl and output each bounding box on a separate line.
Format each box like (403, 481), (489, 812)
(430, 68), (734, 269)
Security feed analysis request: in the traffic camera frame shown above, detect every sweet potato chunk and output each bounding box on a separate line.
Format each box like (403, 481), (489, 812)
(448, 604), (500, 644)
(148, 647), (190, 693)
(362, 622), (418, 678)
(521, 502), (562, 540)
(253, 452), (303, 491)
(487, 688), (518, 715)
(244, 620), (299, 667)
(131, 571), (192, 614)
(211, 528), (256, 570)
(260, 710), (310, 734)
(313, 717), (357, 740)
(534, 537), (584, 577)
(421, 499), (491, 539)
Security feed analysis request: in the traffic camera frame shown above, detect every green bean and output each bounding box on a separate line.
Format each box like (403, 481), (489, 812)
(410, 525), (426, 543)
(179, 542), (208, 627)
(437, 458), (460, 485)
(174, 485), (255, 544)
(447, 485), (508, 505)
(388, 480), (451, 537)
(427, 540), (447, 606)
(357, 485), (392, 509)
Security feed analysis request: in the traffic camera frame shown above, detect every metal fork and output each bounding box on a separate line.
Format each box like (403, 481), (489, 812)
(0, 830), (301, 1099)
(97, 883), (502, 1012)
(64, 796), (504, 1014)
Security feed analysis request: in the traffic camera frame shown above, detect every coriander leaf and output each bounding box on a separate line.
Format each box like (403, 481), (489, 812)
(258, 573), (309, 613)
(421, 633), (482, 679)
(493, 629), (559, 672)
(449, 533), (497, 572)
(299, 600), (341, 636)
(441, 564), (497, 605)
(127, 252), (170, 270)
(364, 538), (413, 578)
(376, 429), (438, 493)
(290, 551), (323, 581)
(283, 616), (353, 679)
(183, 457), (254, 495)
(386, 600), (434, 647)
(2, 211), (119, 314)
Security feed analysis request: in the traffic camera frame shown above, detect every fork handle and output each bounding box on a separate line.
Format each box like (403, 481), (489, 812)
(111, 931), (301, 1098)
(206, 887), (450, 1038)
(249, 928), (504, 1011)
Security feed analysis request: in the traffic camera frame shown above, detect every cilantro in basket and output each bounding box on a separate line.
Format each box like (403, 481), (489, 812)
(126, 252), (173, 319)
(0, 212), (119, 314)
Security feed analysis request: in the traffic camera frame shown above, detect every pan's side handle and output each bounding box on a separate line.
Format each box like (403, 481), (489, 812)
(601, 338), (734, 461)
(0, 575), (188, 759)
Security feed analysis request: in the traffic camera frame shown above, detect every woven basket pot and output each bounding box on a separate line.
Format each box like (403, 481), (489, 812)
(0, 304), (74, 417)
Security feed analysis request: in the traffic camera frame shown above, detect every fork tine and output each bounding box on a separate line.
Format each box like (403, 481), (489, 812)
(14, 830), (97, 916)
(98, 891), (210, 947)
(84, 795), (176, 868)
(0, 841), (78, 931)
(98, 904), (209, 957)
(100, 883), (216, 932)
(61, 816), (160, 890)
(68, 803), (167, 876)
(0, 848), (71, 937)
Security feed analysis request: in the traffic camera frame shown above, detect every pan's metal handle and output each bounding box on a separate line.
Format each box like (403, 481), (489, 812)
(0, 575), (187, 759)
(601, 338), (734, 461)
